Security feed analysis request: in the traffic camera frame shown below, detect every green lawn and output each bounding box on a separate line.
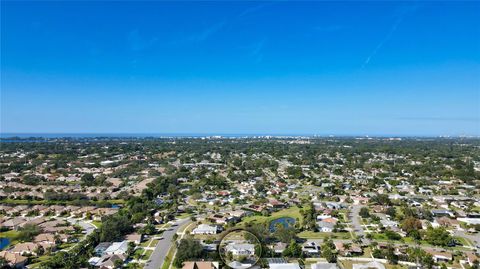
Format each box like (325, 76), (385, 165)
(238, 206), (303, 226)
(140, 240), (151, 248)
(304, 258), (327, 266)
(106, 199), (125, 204)
(470, 206), (480, 213)
(454, 236), (472, 247)
(150, 239), (159, 247)
(371, 233), (389, 241)
(142, 250), (153, 260)
(0, 230), (20, 246)
(186, 198), (198, 206)
(126, 262), (144, 269)
(28, 255), (52, 268)
(340, 260), (408, 269)
(177, 212), (192, 219)
(91, 221), (102, 228)
(133, 248), (145, 259)
(360, 247), (372, 258)
(161, 246), (176, 269)
(57, 242), (75, 250)
(178, 221), (196, 234)
(156, 223), (172, 230)
(192, 234), (219, 241)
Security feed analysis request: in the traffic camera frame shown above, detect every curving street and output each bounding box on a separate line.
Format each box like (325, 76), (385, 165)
(144, 218), (191, 269)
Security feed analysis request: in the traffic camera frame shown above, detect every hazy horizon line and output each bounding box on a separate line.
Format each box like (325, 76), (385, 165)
(1, 132), (479, 139)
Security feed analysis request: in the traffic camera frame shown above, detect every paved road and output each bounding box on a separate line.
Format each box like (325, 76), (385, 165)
(349, 205), (369, 243)
(144, 218), (191, 269)
(65, 218), (96, 235)
(453, 230), (480, 249)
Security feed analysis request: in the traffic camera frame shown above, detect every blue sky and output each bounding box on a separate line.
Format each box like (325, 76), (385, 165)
(1, 1), (479, 136)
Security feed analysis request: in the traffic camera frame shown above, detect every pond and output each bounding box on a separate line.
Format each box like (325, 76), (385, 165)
(269, 217), (296, 232)
(0, 238), (10, 250)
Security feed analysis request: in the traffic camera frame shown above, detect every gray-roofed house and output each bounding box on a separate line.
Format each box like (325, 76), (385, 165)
(311, 262), (339, 269)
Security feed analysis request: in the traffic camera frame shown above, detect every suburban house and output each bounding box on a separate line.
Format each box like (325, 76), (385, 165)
(434, 217), (460, 229)
(10, 242), (40, 256)
(426, 250), (453, 263)
(182, 261), (220, 269)
(100, 254), (126, 269)
(225, 243), (255, 256)
(1, 217), (27, 230)
(125, 233), (142, 244)
(88, 253), (127, 268)
(270, 242), (287, 254)
(0, 251), (28, 268)
(317, 221), (335, 232)
(267, 199), (286, 209)
(311, 262), (339, 269)
(380, 219), (398, 228)
(431, 209), (454, 218)
(334, 242), (363, 256)
(94, 242), (112, 256)
(352, 261), (385, 269)
(104, 241), (129, 255)
(269, 263), (301, 269)
(191, 224), (219, 235)
(466, 252), (479, 266)
(302, 241), (321, 255)
(208, 214), (236, 225)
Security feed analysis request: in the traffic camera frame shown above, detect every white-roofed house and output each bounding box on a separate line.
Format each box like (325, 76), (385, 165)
(104, 241), (129, 255)
(269, 263), (301, 269)
(191, 224), (219, 235)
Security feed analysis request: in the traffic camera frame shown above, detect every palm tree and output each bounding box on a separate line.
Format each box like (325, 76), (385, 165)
(343, 242), (351, 251)
(354, 235), (364, 244)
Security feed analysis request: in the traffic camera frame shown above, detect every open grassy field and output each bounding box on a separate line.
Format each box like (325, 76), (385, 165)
(238, 206), (303, 226)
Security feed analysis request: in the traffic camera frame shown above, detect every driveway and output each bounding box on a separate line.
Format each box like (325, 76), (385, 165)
(144, 218), (191, 269)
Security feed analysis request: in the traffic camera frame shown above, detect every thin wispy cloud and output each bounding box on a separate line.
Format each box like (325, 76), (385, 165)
(361, 4), (419, 69)
(250, 38), (267, 63)
(361, 17), (403, 69)
(127, 29), (158, 51)
(238, 3), (272, 18)
(239, 38), (267, 63)
(187, 21), (225, 43)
